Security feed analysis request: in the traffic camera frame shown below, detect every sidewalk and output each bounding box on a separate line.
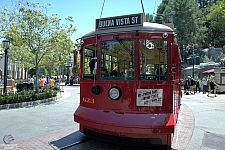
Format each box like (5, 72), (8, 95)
(59, 82), (80, 86)
(0, 86), (79, 149)
(183, 90), (225, 101)
(182, 90), (225, 150)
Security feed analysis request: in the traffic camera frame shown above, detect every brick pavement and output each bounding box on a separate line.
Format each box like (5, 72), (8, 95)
(0, 103), (195, 150)
(172, 104), (195, 149)
(0, 127), (78, 150)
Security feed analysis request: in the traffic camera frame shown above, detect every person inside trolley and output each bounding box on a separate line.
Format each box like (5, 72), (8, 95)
(155, 64), (164, 80)
(89, 57), (97, 74)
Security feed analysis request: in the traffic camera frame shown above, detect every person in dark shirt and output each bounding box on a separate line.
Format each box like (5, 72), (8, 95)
(195, 79), (200, 93)
(89, 57), (97, 74)
(185, 76), (191, 95)
(207, 76), (219, 97)
(155, 65), (164, 80)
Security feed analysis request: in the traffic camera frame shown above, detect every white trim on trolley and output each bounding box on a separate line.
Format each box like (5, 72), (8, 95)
(82, 22), (175, 39)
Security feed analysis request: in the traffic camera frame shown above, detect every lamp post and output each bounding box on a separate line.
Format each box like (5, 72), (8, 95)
(192, 49), (194, 78)
(2, 39), (10, 94)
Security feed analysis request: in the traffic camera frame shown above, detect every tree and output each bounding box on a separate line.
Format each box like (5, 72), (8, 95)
(219, 0), (225, 17)
(206, 4), (225, 47)
(158, 0), (207, 60)
(0, 1), (76, 91)
(154, 0), (172, 24)
(145, 13), (154, 22)
(195, 0), (218, 9)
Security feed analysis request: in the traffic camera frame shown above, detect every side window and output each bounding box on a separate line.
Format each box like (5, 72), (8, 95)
(83, 43), (97, 79)
(139, 39), (168, 80)
(100, 39), (135, 80)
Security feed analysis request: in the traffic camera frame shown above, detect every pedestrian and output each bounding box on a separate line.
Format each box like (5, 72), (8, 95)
(77, 75), (80, 84)
(202, 76), (208, 94)
(29, 76), (34, 84)
(190, 77), (196, 94)
(55, 77), (59, 85)
(185, 76), (191, 95)
(195, 79), (201, 93)
(28, 75), (34, 90)
(184, 78), (189, 94)
(39, 75), (45, 88)
(49, 77), (55, 88)
(207, 76), (219, 97)
(69, 76), (73, 86)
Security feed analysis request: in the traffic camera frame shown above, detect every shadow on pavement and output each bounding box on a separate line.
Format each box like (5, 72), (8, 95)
(49, 131), (173, 150)
(49, 131), (91, 149)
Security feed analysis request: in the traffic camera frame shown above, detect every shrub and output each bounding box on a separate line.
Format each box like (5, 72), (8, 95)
(0, 86), (59, 105)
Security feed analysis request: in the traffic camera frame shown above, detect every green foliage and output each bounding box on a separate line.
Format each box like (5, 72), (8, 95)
(153, 0), (225, 63)
(154, 0), (172, 24)
(0, 87), (59, 105)
(0, 1), (76, 89)
(145, 13), (154, 22)
(202, 55), (210, 63)
(216, 53), (225, 62)
(174, 0), (207, 57)
(195, 0), (218, 9)
(215, 37), (225, 48)
(154, 0), (207, 60)
(206, 4), (225, 47)
(218, 1), (225, 18)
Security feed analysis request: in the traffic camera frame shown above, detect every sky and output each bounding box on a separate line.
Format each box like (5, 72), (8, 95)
(1, 0), (162, 43)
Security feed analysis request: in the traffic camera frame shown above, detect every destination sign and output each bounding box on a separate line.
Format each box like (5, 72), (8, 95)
(96, 13), (143, 30)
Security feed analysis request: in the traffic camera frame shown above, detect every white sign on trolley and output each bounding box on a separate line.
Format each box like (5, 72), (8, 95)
(136, 89), (163, 106)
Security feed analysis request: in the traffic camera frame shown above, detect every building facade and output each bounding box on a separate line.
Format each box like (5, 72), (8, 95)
(0, 58), (26, 80)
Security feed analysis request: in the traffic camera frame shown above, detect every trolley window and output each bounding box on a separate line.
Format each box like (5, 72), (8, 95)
(82, 43), (97, 79)
(139, 39), (168, 80)
(100, 39), (135, 80)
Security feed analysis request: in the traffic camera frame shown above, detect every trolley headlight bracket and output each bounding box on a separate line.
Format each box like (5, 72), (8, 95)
(108, 86), (122, 100)
(91, 85), (100, 95)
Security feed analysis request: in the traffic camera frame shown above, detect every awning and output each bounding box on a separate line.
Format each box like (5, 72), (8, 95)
(202, 69), (214, 74)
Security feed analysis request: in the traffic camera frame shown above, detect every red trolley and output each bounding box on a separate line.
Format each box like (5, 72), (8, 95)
(74, 13), (182, 146)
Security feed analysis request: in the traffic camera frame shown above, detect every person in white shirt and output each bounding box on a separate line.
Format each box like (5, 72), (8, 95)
(93, 58), (97, 74)
(29, 76), (34, 84)
(202, 76), (208, 94)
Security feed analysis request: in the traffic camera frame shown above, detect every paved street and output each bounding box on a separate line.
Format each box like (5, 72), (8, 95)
(0, 86), (80, 145)
(182, 92), (225, 150)
(0, 86), (224, 149)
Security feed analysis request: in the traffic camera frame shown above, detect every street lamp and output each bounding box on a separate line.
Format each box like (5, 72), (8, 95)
(192, 49), (200, 78)
(192, 49), (195, 78)
(2, 39), (10, 94)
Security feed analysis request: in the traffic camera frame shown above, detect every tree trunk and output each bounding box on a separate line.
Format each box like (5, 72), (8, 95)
(35, 53), (39, 92)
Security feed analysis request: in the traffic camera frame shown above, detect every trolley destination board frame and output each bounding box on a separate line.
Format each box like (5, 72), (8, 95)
(96, 13), (144, 30)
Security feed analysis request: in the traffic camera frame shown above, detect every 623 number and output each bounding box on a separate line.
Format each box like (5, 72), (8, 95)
(82, 97), (95, 104)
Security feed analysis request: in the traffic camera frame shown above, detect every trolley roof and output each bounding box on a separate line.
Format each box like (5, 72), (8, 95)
(82, 22), (174, 39)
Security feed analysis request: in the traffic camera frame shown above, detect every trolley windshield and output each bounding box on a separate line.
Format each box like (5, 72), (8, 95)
(82, 38), (168, 81)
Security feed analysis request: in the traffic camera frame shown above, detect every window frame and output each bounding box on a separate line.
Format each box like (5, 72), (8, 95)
(100, 39), (135, 80)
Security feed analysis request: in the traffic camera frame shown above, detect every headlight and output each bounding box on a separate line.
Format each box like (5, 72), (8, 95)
(108, 86), (122, 100)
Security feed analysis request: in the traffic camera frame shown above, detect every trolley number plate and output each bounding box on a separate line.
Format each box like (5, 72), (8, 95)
(82, 97), (95, 104)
